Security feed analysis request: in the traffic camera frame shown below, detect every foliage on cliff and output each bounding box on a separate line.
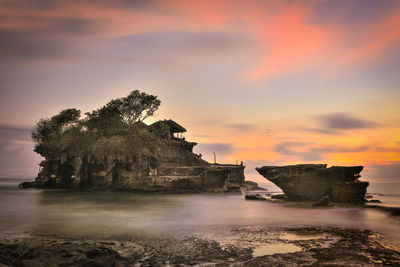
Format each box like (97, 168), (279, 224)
(32, 90), (162, 160)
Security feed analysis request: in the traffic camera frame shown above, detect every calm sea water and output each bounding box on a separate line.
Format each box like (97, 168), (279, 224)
(1, 178), (400, 249)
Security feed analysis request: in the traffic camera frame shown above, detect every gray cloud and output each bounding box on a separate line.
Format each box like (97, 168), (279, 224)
(195, 143), (235, 156)
(374, 146), (400, 153)
(188, 119), (261, 134)
(105, 30), (251, 59)
(190, 134), (217, 139)
(0, 124), (41, 177)
(0, 139), (41, 178)
(92, 0), (159, 9)
(0, 17), (101, 61)
(244, 159), (284, 174)
(301, 113), (379, 135)
(0, 124), (32, 142)
(226, 123), (258, 131)
(194, 142), (236, 163)
(274, 142), (323, 161)
(365, 162), (400, 182)
(274, 141), (369, 162)
(0, 0), (157, 11)
(301, 127), (341, 135)
(318, 112), (378, 130)
(0, 0), (62, 10)
(0, 29), (64, 61)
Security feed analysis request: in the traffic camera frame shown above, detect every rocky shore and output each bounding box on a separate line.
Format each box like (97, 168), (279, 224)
(1, 227), (399, 266)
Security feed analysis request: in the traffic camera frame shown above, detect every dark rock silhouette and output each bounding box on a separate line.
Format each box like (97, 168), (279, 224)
(27, 90), (245, 192)
(368, 199), (382, 203)
(245, 193), (266, 200)
(271, 194), (287, 200)
(18, 181), (36, 189)
(256, 164), (369, 203)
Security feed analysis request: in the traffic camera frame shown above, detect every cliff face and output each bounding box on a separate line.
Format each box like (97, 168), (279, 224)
(34, 127), (245, 192)
(256, 164), (368, 203)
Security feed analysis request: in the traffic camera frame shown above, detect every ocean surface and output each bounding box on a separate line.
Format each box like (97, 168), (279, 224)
(1, 178), (400, 249)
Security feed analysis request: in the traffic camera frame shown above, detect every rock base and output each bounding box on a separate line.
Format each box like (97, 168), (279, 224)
(1, 227), (399, 266)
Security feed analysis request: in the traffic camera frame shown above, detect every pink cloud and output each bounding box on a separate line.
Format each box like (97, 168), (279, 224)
(339, 11), (400, 65)
(1, 0), (399, 78)
(242, 3), (335, 79)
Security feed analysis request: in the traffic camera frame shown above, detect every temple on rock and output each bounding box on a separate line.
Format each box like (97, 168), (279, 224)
(23, 91), (245, 192)
(150, 119), (186, 138)
(33, 118), (245, 192)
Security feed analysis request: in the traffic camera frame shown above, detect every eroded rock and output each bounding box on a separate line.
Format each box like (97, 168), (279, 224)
(256, 164), (369, 203)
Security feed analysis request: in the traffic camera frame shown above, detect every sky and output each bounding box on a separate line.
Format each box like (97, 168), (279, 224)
(0, 0), (399, 183)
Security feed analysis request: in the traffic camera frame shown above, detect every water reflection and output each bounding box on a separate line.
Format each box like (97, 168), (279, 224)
(252, 243), (301, 257)
(280, 233), (325, 240)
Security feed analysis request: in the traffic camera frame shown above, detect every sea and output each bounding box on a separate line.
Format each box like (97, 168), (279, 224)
(1, 178), (400, 250)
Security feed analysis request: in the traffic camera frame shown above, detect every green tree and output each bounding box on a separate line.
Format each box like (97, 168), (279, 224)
(51, 108), (81, 127)
(32, 108), (81, 156)
(84, 100), (125, 135)
(32, 90), (161, 158)
(85, 90), (161, 134)
(120, 90), (161, 126)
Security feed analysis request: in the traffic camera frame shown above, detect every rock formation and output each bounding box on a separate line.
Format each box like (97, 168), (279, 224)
(27, 91), (245, 192)
(256, 164), (369, 203)
(31, 120), (245, 192)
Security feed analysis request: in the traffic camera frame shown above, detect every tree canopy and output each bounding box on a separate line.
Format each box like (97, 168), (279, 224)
(32, 90), (161, 157)
(85, 90), (161, 129)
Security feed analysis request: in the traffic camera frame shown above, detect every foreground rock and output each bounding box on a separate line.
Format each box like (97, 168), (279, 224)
(256, 164), (369, 203)
(1, 227), (399, 266)
(0, 236), (252, 266)
(245, 193), (266, 200)
(245, 227), (400, 266)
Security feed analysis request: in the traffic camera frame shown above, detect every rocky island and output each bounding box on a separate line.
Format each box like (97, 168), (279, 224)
(23, 90), (244, 192)
(256, 164), (369, 203)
